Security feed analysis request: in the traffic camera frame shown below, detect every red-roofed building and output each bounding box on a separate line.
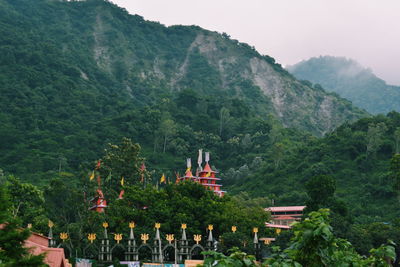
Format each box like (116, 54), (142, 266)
(0, 224), (70, 266)
(265, 206), (306, 229)
(177, 151), (226, 197)
(26, 233), (71, 267)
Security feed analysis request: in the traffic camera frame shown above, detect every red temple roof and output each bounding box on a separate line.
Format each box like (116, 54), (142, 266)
(265, 223), (291, 229)
(26, 233), (70, 267)
(265, 206), (306, 212)
(185, 170), (194, 177)
(202, 163), (215, 173)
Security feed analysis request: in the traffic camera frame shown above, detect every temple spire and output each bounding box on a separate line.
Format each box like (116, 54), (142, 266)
(197, 149), (203, 171)
(185, 158), (193, 177)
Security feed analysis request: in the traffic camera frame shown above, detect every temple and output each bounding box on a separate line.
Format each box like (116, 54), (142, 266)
(89, 188), (107, 213)
(177, 151), (226, 197)
(265, 206), (306, 229)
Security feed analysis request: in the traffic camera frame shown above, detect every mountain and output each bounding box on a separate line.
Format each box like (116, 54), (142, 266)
(0, 0), (366, 182)
(287, 56), (400, 114)
(225, 112), (400, 223)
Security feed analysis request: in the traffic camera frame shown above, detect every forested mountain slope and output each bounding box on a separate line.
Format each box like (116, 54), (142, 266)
(0, 0), (366, 182)
(287, 56), (400, 114)
(226, 112), (400, 223)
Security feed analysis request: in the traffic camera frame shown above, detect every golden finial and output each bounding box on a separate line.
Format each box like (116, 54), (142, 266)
(88, 233), (96, 243)
(231, 226), (237, 233)
(102, 222), (109, 229)
(141, 233), (149, 244)
(155, 223), (161, 229)
(264, 239), (271, 245)
(166, 234), (174, 244)
(275, 228), (281, 235)
(194, 234), (201, 244)
(181, 223), (187, 230)
(253, 227), (258, 233)
(129, 222), (135, 229)
(208, 224), (213, 231)
(48, 220), (54, 228)
(60, 232), (68, 241)
(114, 233), (123, 244)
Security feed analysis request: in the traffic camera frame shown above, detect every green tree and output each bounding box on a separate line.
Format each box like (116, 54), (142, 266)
(160, 118), (177, 153)
(97, 137), (144, 193)
(394, 128), (400, 154)
(305, 175), (336, 210)
(201, 249), (260, 267)
(266, 209), (396, 267)
(366, 122), (387, 158)
(219, 107), (231, 137)
(390, 153), (400, 202)
(4, 176), (47, 231)
(0, 186), (47, 267)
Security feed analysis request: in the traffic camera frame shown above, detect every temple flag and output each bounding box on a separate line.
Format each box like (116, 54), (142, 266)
(89, 170), (95, 181)
(121, 176), (124, 186)
(140, 162), (146, 172)
(160, 173), (166, 184)
(118, 189), (125, 199)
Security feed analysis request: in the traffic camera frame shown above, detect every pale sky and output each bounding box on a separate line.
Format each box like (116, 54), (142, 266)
(111, 0), (400, 85)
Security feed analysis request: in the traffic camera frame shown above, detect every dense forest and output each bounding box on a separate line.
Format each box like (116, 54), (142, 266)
(1, 0), (400, 265)
(0, 0), (366, 183)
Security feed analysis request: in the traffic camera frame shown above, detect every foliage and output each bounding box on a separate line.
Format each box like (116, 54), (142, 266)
(201, 249), (260, 267)
(0, 0), (365, 185)
(229, 112), (400, 224)
(3, 176), (47, 232)
(106, 181), (269, 239)
(266, 209), (396, 267)
(0, 186), (47, 267)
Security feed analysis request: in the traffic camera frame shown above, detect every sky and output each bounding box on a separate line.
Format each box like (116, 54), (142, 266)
(111, 0), (400, 85)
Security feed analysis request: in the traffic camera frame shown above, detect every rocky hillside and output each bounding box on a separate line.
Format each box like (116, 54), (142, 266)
(287, 56), (400, 114)
(0, 0), (367, 181)
(1, 0), (367, 134)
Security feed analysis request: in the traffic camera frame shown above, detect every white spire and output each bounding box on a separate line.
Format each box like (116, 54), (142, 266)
(205, 152), (210, 163)
(186, 158), (192, 168)
(197, 149), (203, 170)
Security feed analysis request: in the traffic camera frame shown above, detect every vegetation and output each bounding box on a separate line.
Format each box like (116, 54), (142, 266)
(0, 186), (46, 267)
(266, 209), (396, 267)
(0, 0), (366, 184)
(0, 0), (399, 264)
(228, 112), (400, 223)
(202, 210), (396, 267)
(287, 56), (400, 114)
(0, 138), (269, 256)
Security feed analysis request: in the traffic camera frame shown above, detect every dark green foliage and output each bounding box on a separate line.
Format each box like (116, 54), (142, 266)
(266, 209), (396, 267)
(0, 0), (367, 184)
(201, 249), (260, 267)
(228, 113), (400, 224)
(0, 186), (46, 267)
(106, 181), (269, 239)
